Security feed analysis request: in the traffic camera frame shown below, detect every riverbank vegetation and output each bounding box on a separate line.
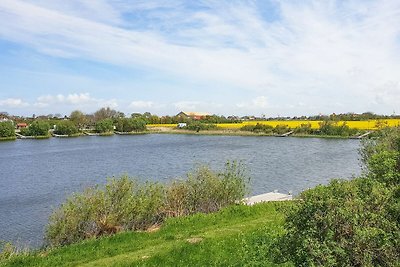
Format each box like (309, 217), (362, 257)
(20, 121), (50, 138)
(53, 121), (79, 136)
(115, 117), (147, 133)
(269, 127), (400, 266)
(45, 161), (248, 247)
(0, 121), (16, 141)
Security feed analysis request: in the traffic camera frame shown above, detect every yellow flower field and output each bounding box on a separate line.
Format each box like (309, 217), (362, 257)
(148, 119), (400, 130)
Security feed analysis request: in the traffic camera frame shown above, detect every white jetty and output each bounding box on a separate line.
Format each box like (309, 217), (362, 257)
(244, 191), (293, 205)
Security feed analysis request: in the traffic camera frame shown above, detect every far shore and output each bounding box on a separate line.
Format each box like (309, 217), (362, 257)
(147, 127), (358, 139)
(0, 127), (371, 141)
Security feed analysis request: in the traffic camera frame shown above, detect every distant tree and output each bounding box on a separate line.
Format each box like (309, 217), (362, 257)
(0, 121), (15, 137)
(22, 121), (50, 136)
(95, 119), (114, 133)
(54, 121), (79, 135)
(94, 107), (120, 122)
(70, 110), (86, 129)
(116, 118), (146, 132)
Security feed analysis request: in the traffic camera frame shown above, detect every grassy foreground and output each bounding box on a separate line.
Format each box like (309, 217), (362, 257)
(1, 202), (292, 267)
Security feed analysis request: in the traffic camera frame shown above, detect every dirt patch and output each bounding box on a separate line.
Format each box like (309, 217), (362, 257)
(186, 237), (203, 244)
(146, 225), (161, 233)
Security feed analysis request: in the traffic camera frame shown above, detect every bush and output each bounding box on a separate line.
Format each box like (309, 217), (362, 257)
(21, 121), (50, 136)
(45, 176), (164, 247)
(54, 121), (79, 135)
(319, 121), (358, 136)
(241, 123), (273, 133)
(293, 123), (314, 134)
(95, 119), (114, 133)
(115, 118), (146, 132)
(0, 121), (15, 138)
(164, 161), (249, 216)
(273, 124), (290, 135)
(272, 127), (400, 266)
(184, 122), (217, 131)
(272, 178), (399, 266)
(45, 162), (249, 247)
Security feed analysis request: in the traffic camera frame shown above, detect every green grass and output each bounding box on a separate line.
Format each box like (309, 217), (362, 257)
(1, 202), (292, 267)
(0, 136), (16, 141)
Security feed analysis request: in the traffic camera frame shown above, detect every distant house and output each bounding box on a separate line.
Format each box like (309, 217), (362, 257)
(16, 123), (28, 129)
(176, 111), (209, 120)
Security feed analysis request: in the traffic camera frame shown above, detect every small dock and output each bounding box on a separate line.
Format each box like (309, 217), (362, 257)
(15, 133), (35, 139)
(351, 131), (372, 139)
(244, 191), (293, 205)
(84, 132), (100, 136)
(52, 133), (69, 138)
(277, 130), (294, 137)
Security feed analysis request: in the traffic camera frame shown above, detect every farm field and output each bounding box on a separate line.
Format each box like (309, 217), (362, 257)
(148, 119), (400, 130)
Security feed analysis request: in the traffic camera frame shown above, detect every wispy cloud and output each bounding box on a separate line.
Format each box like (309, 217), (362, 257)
(129, 100), (154, 109)
(0, 0), (400, 115)
(34, 93), (118, 109)
(0, 98), (29, 108)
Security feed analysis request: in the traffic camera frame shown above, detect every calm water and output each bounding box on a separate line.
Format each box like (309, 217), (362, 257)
(0, 134), (361, 247)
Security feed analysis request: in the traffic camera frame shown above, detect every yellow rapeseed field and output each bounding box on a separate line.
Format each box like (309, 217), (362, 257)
(148, 119), (400, 130)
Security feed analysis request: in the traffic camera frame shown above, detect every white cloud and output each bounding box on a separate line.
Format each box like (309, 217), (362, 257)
(0, 98), (29, 107)
(237, 96), (268, 110)
(129, 101), (154, 109)
(252, 96), (268, 108)
(173, 101), (200, 111)
(1, 1), (400, 115)
(34, 93), (118, 109)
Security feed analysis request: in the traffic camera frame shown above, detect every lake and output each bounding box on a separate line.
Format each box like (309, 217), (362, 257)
(0, 134), (361, 247)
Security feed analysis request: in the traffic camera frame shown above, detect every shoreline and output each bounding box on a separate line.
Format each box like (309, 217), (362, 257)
(0, 129), (363, 141)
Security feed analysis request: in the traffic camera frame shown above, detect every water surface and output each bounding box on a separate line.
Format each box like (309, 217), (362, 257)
(0, 134), (361, 247)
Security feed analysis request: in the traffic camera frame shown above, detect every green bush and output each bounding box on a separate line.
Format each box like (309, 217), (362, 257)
(241, 123), (273, 133)
(45, 162), (249, 247)
(164, 161), (249, 216)
(115, 118), (146, 132)
(21, 121), (50, 136)
(95, 119), (114, 133)
(272, 127), (400, 266)
(293, 123), (314, 134)
(0, 121), (15, 138)
(273, 124), (290, 135)
(54, 121), (79, 135)
(46, 176), (164, 247)
(184, 122), (217, 131)
(272, 178), (399, 266)
(318, 121), (358, 136)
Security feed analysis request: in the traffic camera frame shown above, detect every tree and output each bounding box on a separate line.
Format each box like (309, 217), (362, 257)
(94, 107), (123, 122)
(54, 121), (79, 135)
(116, 118), (146, 132)
(95, 119), (114, 133)
(22, 121), (50, 136)
(70, 110), (86, 129)
(0, 121), (15, 137)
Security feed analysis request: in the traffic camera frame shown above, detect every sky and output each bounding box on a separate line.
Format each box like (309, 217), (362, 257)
(0, 0), (400, 117)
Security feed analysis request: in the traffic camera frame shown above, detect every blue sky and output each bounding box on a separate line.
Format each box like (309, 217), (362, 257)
(0, 0), (400, 117)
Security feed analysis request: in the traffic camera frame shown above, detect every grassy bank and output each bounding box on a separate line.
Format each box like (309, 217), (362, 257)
(0, 136), (16, 141)
(0, 202), (292, 267)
